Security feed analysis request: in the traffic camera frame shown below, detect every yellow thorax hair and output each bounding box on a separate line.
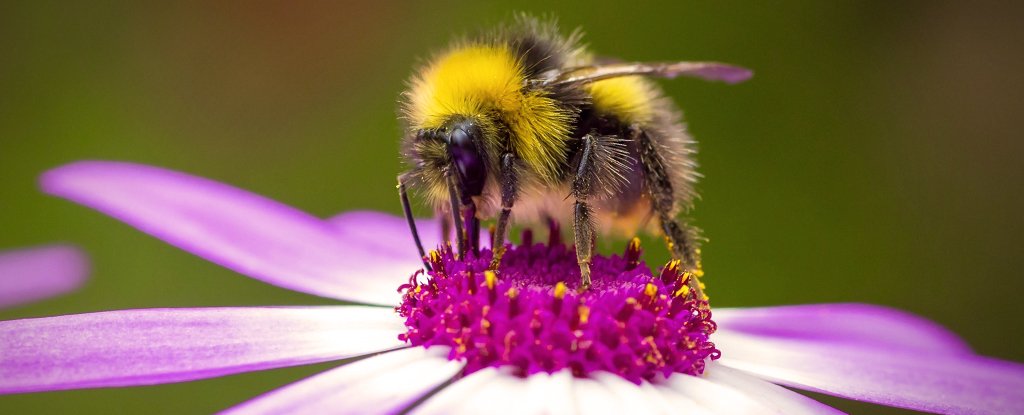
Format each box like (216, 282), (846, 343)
(405, 44), (574, 182)
(587, 76), (657, 125)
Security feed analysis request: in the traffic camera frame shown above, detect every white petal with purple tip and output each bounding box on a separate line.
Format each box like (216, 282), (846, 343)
(42, 161), (419, 305)
(714, 303), (971, 354)
(715, 332), (1024, 415)
(0, 306), (405, 394)
(0, 244), (89, 309)
(222, 347), (461, 415)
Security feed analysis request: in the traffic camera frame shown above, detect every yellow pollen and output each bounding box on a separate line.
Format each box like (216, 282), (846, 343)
(414, 285), (422, 294)
(674, 285), (690, 298)
(629, 237), (641, 250)
(485, 270), (497, 290)
(507, 287), (519, 299)
(699, 281), (706, 290)
(666, 259), (681, 273)
(429, 250), (440, 262)
(578, 305), (591, 324)
(554, 282), (568, 300)
(644, 283), (658, 298)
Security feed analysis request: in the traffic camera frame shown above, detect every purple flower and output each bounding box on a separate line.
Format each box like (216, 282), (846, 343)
(1, 160), (1021, 414)
(0, 245), (88, 309)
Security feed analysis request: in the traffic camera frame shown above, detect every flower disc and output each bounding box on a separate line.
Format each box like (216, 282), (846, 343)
(397, 237), (718, 383)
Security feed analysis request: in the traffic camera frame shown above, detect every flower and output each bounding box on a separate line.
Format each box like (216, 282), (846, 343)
(1, 160), (1021, 414)
(0, 244), (89, 309)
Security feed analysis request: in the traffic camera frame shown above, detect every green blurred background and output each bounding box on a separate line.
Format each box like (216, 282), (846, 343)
(1, 1), (1022, 413)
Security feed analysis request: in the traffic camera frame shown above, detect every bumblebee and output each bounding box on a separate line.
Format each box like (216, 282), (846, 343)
(397, 16), (750, 292)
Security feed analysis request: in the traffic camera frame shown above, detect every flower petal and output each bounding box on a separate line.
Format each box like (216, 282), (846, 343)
(412, 369), (579, 415)
(715, 331), (1024, 414)
(221, 347), (460, 415)
(638, 381), (717, 415)
(0, 306), (405, 393)
(0, 245), (89, 309)
(520, 370), (576, 415)
(589, 370), (675, 413)
(714, 303), (971, 354)
(42, 161), (419, 305)
(702, 364), (844, 415)
(328, 211), (446, 258)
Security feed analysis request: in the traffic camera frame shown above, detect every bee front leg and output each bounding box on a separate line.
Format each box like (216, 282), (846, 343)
(571, 134), (601, 291)
(634, 126), (704, 299)
(445, 169), (467, 259)
(436, 206), (452, 244)
(489, 153), (519, 270)
(398, 172), (431, 271)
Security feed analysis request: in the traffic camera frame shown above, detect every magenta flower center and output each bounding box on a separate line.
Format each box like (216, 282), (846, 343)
(396, 233), (719, 383)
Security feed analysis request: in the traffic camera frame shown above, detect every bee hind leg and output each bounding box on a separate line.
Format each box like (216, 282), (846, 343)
(635, 126), (705, 299)
(571, 134), (604, 291)
(489, 153), (519, 270)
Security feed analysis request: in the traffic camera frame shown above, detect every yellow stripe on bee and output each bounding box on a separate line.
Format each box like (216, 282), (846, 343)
(587, 76), (656, 124)
(406, 44), (572, 181)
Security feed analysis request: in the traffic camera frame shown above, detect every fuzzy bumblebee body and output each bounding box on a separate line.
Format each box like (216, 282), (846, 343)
(398, 17), (750, 290)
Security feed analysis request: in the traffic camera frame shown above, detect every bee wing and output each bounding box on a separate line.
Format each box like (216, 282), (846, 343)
(541, 61), (753, 87)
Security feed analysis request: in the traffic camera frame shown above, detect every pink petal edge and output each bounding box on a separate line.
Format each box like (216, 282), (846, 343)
(0, 306), (405, 394)
(0, 244), (89, 309)
(715, 331), (1024, 415)
(41, 161), (420, 306)
(713, 303), (971, 355)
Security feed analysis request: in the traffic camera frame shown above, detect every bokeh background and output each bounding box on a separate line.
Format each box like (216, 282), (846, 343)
(2, 1), (1022, 413)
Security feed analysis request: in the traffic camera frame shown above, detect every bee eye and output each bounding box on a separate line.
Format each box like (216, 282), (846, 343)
(449, 128), (471, 148)
(447, 126), (487, 197)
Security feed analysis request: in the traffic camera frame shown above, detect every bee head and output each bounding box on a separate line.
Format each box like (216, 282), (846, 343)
(444, 118), (487, 198)
(414, 116), (488, 200)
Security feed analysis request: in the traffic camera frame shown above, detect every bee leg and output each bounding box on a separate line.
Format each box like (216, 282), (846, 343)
(574, 201), (595, 290)
(446, 169), (466, 259)
(572, 134), (600, 291)
(464, 198), (481, 256)
(437, 207), (452, 243)
(634, 126), (704, 298)
(398, 173), (430, 271)
(489, 153), (519, 270)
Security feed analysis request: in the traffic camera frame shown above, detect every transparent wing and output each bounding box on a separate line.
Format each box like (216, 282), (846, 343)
(540, 61), (753, 87)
